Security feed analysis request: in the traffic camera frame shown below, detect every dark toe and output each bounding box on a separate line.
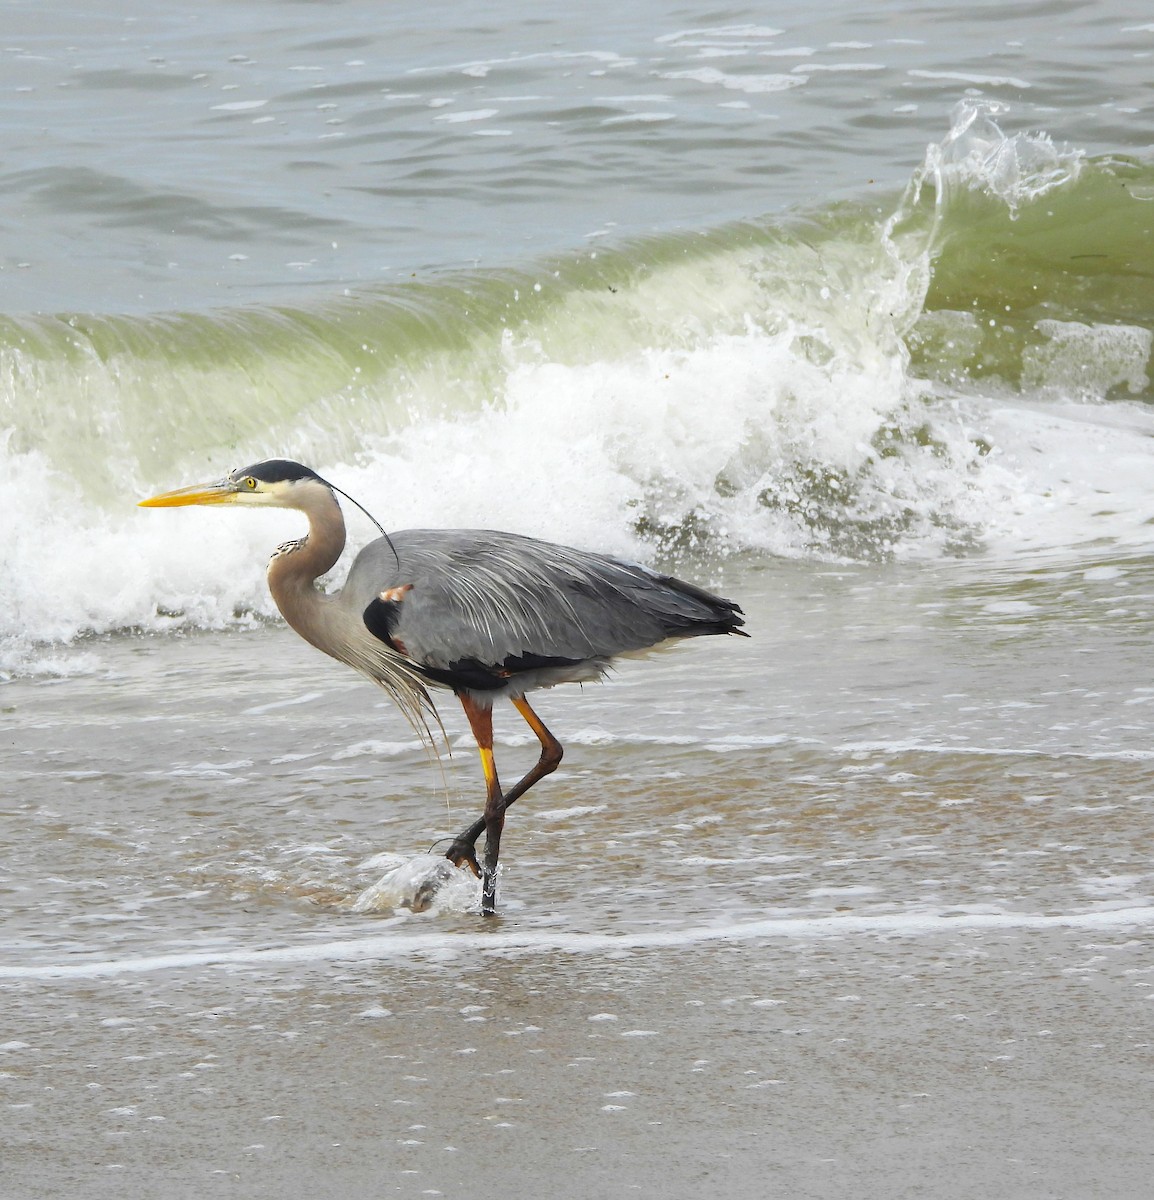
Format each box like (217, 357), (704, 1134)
(444, 841), (482, 878)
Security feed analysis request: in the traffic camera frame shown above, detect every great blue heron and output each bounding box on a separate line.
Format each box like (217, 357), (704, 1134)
(140, 459), (747, 914)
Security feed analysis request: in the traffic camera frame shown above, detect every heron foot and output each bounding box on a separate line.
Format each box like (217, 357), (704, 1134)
(443, 840), (482, 879)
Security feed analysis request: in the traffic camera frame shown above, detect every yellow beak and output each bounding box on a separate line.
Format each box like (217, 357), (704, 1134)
(138, 480), (239, 508)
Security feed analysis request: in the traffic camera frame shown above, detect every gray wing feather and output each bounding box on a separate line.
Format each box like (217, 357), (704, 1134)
(340, 529), (741, 672)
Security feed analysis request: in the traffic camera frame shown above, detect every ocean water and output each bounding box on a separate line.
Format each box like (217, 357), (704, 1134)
(3, 3), (1154, 1197)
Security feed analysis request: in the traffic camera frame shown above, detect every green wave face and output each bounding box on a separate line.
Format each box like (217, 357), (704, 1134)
(3, 106), (1150, 496)
(911, 155), (1154, 397)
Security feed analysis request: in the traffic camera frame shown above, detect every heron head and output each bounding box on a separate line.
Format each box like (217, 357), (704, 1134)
(139, 459), (329, 510)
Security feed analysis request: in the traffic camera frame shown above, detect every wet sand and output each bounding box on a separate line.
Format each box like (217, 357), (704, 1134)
(5, 917), (1152, 1199)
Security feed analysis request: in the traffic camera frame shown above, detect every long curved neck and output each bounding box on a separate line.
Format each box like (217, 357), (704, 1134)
(266, 483), (347, 653)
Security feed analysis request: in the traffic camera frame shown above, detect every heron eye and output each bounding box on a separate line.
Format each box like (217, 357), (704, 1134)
(244, 477), (258, 489)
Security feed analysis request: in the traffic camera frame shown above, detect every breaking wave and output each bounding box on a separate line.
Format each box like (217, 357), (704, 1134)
(2, 101), (1152, 672)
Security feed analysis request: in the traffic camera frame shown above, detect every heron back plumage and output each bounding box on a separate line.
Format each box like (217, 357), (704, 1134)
(342, 528), (745, 696)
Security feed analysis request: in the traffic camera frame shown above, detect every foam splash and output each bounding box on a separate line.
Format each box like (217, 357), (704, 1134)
(0, 441), (278, 675)
(3, 903), (1151, 980)
(918, 98), (1084, 217)
(350, 853), (479, 914)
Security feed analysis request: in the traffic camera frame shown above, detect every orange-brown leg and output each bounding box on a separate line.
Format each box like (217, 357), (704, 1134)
(504, 697), (565, 806)
(449, 694), (505, 915)
(442, 695), (564, 914)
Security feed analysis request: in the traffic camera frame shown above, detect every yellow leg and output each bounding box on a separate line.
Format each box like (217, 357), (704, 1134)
(458, 694), (505, 915)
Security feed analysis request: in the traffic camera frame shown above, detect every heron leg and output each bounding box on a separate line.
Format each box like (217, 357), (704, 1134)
(444, 694), (506, 915)
(505, 696), (565, 806)
(442, 697), (564, 910)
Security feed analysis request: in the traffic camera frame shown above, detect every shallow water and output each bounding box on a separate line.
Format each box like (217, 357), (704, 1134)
(5, 557), (1153, 1196)
(8, 554), (1154, 955)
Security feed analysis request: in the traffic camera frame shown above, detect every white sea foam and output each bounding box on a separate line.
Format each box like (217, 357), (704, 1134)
(3, 904), (1151, 980)
(4, 366), (1148, 680)
(660, 66), (803, 94)
(4, 319), (1152, 677)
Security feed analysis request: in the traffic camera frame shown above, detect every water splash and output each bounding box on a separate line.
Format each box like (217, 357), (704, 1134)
(350, 853), (478, 914)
